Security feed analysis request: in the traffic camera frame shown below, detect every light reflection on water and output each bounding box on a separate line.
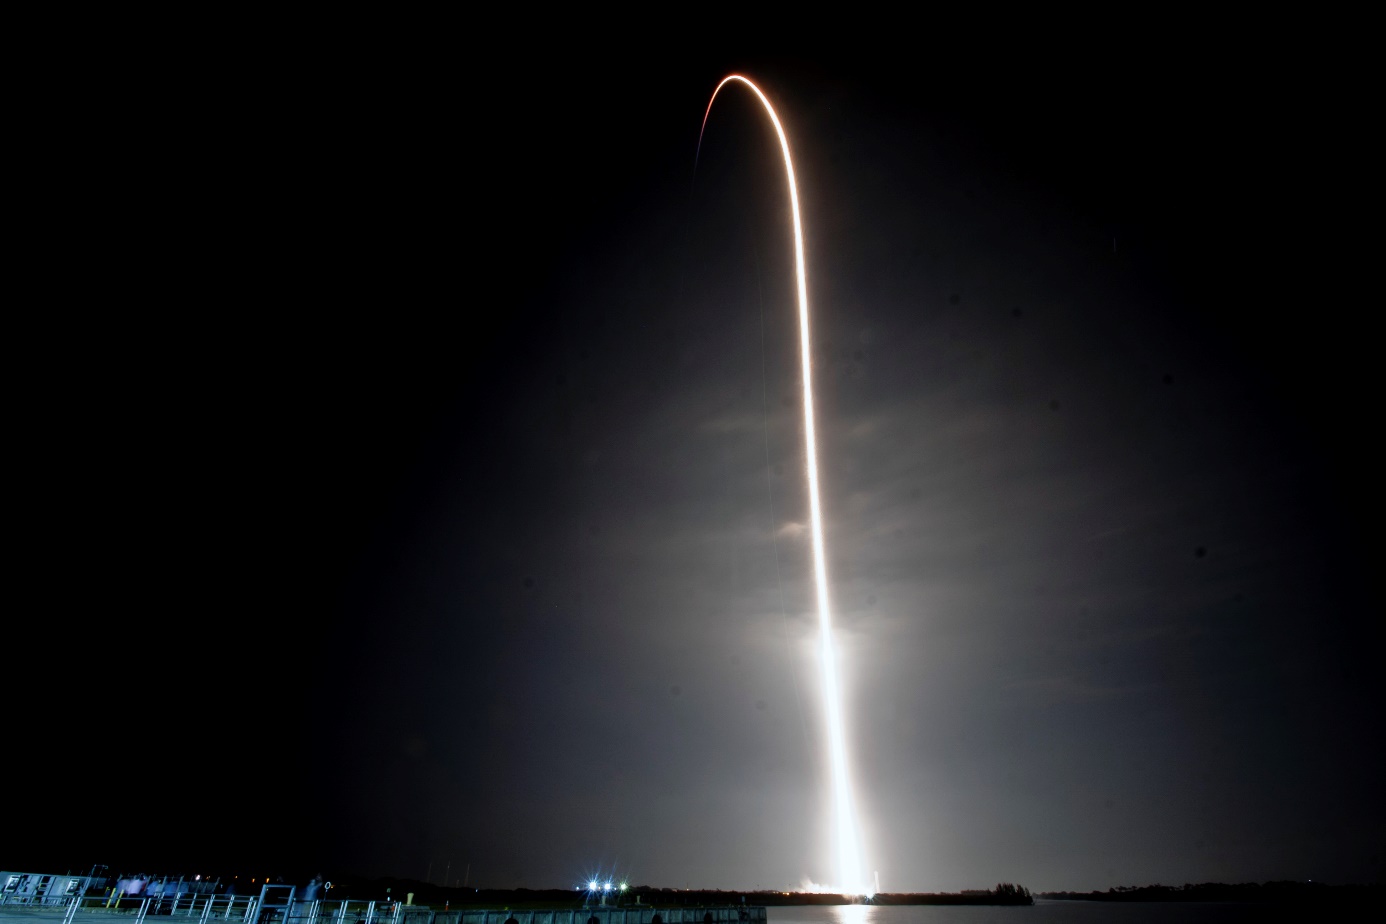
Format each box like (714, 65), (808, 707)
(767, 901), (1282, 924)
(833, 906), (871, 924)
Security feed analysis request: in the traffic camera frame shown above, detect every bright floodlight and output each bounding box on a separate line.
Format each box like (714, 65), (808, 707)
(588, 881), (598, 891)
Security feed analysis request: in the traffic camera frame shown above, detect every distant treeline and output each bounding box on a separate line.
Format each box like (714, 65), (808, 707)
(1039, 881), (1384, 906)
(873, 884), (1032, 906)
(648, 885), (1033, 907)
(321, 881), (1033, 908)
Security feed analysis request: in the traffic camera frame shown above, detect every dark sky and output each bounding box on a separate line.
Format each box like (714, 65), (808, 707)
(10, 34), (1380, 895)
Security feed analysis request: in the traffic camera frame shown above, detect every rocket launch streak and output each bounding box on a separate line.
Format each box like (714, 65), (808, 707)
(699, 75), (870, 897)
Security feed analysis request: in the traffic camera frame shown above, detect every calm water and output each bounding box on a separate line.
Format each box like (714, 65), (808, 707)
(767, 901), (1296, 924)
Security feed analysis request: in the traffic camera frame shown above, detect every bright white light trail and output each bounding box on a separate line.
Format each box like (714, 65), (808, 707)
(699, 75), (870, 897)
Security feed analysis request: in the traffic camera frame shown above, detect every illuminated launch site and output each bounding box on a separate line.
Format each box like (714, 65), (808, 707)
(699, 75), (872, 897)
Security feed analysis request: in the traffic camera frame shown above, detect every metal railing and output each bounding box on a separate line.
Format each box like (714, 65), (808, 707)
(41, 893), (260, 924)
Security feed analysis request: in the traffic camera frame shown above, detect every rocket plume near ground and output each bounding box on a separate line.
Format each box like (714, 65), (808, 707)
(699, 75), (871, 896)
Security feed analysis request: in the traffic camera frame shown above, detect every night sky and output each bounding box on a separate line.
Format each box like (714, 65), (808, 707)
(10, 35), (1380, 895)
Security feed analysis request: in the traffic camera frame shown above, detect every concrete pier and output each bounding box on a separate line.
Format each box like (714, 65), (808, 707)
(0, 873), (766, 924)
(0, 903), (768, 924)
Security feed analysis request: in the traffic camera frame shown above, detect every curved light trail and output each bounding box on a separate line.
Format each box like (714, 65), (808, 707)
(699, 75), (870, 897)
